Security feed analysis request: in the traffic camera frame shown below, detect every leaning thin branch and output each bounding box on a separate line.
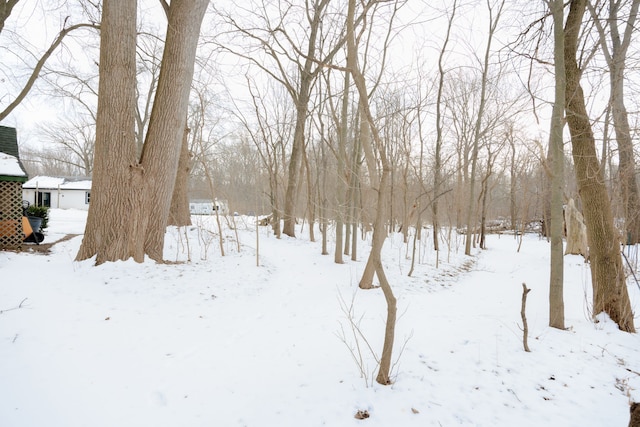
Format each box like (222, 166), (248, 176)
(0, 298), (28, 314)
(0, 22), (99, 122)
(158, 0), (169, 18)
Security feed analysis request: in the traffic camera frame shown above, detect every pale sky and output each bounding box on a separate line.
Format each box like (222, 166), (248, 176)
(0, 1), (582, 152)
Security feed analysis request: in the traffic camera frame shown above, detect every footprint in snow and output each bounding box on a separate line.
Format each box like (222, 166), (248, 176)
(150, 391), (167, 407)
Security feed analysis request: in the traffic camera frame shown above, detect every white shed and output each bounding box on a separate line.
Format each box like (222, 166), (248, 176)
(189, 199), (229, 215)
(22, 176), (92, 210)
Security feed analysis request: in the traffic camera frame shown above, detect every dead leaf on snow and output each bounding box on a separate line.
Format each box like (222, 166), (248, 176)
(354, 410), (370, 420)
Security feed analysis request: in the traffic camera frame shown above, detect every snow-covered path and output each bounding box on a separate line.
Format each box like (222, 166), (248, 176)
(1, 211), (639, 426)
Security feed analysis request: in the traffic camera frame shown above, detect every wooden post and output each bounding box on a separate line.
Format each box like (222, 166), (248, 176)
(521, 283), (531, 352)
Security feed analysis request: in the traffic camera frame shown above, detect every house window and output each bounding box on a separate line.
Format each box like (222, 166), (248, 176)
(85, 191), (91, 204)
(36, 192), (51, 207)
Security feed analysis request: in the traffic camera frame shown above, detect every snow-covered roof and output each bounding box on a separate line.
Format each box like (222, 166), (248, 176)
(0, 152), (28, 178)
(23, 176), (92, 191)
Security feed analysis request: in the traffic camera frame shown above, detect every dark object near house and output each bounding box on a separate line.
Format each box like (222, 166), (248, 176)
(21, 201), (44, 244)
(0, 126), (29, 249)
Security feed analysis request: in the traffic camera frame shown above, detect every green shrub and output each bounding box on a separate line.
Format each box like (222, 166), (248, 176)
(26, 205), (49, 230)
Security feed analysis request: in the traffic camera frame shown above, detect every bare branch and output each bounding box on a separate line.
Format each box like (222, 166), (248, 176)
(0, 22), (99, 121)
(0, 0), (20, 34)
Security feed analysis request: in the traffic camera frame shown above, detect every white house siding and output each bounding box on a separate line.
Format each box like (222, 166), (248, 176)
(22, 176), (91, 210)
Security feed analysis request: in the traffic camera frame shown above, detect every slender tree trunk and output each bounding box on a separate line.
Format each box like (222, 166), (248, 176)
(358, 107), (377, 288)
(433, 0), (457, 252)
(408, 207), (421, 277)
(303, 143), (316, 242)
(464, 0), (503, 256)
(479, 152), (492, 250)
(168, 125), (192, 227)
(282, 3), (328, 238)
(590, 0), (640, 244)
(548, 0), (565, 330)
(334, 72), (350, 263)
(508, 131), (518, 234)
(320, 136), (329, 255)
(347, 0), (396, 385)
(611, 53), (640, 244)
(350, 155), (361, 261)
(344, 107), (360, 258)
(564, 0), (634, 332)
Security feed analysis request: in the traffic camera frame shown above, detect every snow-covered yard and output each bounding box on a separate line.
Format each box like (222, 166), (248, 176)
(1, 209), (639, 426)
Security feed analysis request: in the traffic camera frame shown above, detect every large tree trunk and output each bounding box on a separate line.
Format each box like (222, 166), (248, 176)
(564, 0), (635, 332)
(76, 0), (139, 264)
(77, 0), (209, 264)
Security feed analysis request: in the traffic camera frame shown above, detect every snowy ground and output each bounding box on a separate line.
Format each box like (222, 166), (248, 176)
(1, 209), (639, 426)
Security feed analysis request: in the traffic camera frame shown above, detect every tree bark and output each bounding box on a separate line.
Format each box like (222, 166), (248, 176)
(548, 0), (566, 330)
(334, 71), (350, 264)
(0, 22), (98, 122)
(433, 0), (457, 252)
(589, 0), (640, 244)
(77, 0), (209, 264)
(167, 126), (192, 227)
(75, 0), (138, 265)
(521, 283), (531, 352)
(464, 0), (503, 256)
(564, 0), (635, 332)
(347, 0), (396, 385)
(0, 0), (19, 34)
(357, 107), (377, 289)
(608, 0), (640, 244)
(282, 2), (327, 238)
(303, 142), (316, 242)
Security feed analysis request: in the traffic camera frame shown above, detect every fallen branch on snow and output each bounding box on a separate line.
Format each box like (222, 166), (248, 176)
(0, 298), (28, 314)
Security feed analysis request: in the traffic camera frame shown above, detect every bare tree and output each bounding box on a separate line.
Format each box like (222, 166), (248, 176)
(321, 67), (351, 263)
(36, 117), (95, 175)
(77, 0), (210, 264)
(433, 0), (458, 252)
(239, 79), (295, 238)
(0, 0), (19, 34)
(214, 0), (341, 238)
(547, 0), (566, 330)
(564, 0), (634, 332)
(0, 6), (98, 121)
(464, 0), (505, 256)
(588, 0), (640, 244)
(134, 33), (164, 156)
(347, 0), (401, 386)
